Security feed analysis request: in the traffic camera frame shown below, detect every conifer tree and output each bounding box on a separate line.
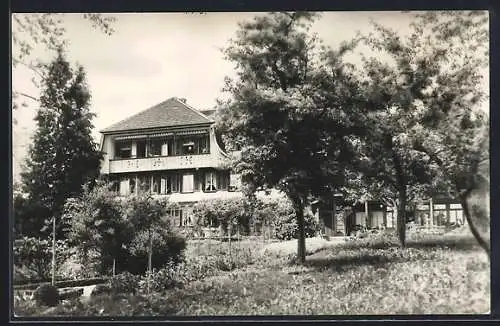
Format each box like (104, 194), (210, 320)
(19, 48), (102, 238)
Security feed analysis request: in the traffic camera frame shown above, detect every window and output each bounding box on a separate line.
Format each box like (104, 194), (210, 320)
(204, 171), (217, 192)
(196, 136), (210, 154)
(217, 171), (229, 191)
(193, 172), (203, 191)
(170, 174), (181, 193)
(115, 141), (132, 159)
(136, 141), (146, 158)
(182, 141), (195, 155)
(138, 176), (150, 193)
(149, 139), (163, 157)
(169, 208), (182, 226)
(160, 176), (168, 194)
(152, 175), (161, 194)
(129, 176), (136, 194)
(111, 180), (119, 193)
(182, 173), (194, 193)
(180, 208), (193, 226)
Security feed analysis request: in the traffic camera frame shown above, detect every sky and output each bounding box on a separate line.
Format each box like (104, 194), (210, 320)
(11, 11), (489, 183)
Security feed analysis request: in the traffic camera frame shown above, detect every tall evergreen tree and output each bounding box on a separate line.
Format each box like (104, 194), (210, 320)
(19, 48), (102, 238)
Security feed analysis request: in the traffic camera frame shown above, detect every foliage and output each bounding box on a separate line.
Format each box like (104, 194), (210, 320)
(64, 181), (131, 275)
(123, 193), (186, 275)
(217, 12), (365, 263)
(19, 49), (102, 238)
(33, 284), (60, 307)
(12, 13), (116, 112)
(345, 11), (489, 247)
(90, 284), (112, 297)
(13, 193), (50, 239)
(126, 230), (187, 274)
(192, 198), (248, 234)
(255, 197), (319, 240)
(109, 272), (141, 295)
(13, 237), (71, 281)
(15, 233), (489, 316)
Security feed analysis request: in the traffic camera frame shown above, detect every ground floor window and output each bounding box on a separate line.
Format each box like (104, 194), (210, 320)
(204, 171), (217, 192)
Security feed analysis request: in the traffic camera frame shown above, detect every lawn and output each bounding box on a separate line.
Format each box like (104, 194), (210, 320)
(14, 229), (490, 316)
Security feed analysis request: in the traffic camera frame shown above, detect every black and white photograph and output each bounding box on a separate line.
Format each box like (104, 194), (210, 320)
(11, 11), (490, 318)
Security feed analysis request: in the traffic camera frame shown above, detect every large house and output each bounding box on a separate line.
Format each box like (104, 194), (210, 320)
(99, 97), (467, 235)
(99, 97), (243, 227)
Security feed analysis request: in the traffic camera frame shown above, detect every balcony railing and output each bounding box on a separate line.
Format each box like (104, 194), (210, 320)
(108, 154), (225, 173)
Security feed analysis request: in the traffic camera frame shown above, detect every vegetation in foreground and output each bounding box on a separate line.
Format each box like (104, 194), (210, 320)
(14, 231), (489, 316)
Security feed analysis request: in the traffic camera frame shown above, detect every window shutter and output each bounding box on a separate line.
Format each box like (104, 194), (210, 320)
(120, 179), (130, 196)
(183, 174), (194, 192)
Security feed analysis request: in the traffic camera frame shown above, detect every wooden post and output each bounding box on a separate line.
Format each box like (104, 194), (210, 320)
(332, 198), (337, 236)
(135, 175), (139, 195)
(112, 259), (116, 277)
(147, 229), (153, 294)
(51, 216), (56, 286)
(429, 197), (434, 227)
(364, 201), (369, 228)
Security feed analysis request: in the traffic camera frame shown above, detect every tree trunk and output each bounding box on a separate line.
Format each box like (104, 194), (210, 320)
(459, 193), (490, 259)
(51, 216), (56, 286)
(387, 133), (407, 248)
(291, 195), (306, 264)
(397, 188), (407, 248)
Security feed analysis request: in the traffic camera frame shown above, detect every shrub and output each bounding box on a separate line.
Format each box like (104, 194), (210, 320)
(147, 262), (188, 292)
(110, 272), (140, 295)
(33, 284), (60, 307)
(64, 182), (133, 277)
(260, 197), (318, 240)
(192, 198), (250, 235)
(125, 230), (187, 275)
(13, 237), (71, 281)
(90, 284), (112, 297)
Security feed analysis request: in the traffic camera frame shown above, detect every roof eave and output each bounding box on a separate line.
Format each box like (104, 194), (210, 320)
(100, 121), (214, 135)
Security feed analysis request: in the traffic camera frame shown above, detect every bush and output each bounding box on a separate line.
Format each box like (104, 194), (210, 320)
(90, 284), (112, 297)
(13, 237), (71, 281)
(192, 198), (250, 235)
(256, 197), (318, 240)
(64, 182), (133, 277)
(109, 272), (140, 295)
(147, 262), (188, 292)
(125, 230), (187, 275)
(33, 284), (60, 307)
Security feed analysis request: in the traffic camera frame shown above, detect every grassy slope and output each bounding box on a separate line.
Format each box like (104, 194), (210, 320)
(167, 233), (489, 315)
(15, 231), (490, 316)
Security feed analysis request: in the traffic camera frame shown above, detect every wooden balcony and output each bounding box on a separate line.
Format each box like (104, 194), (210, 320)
(108, 154), (226, 173)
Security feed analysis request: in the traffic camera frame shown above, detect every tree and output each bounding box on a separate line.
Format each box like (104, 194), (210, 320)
(352, 11), (489, 249)
(217, 12), (364, 263)
(64, 181), (131, 275)
(123, 190), (185, 286)
(19, 48), (102, 238)
(12, 13), (116, 113)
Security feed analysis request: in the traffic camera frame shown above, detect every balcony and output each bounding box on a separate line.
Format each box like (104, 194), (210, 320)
(109, 154), (225, 173)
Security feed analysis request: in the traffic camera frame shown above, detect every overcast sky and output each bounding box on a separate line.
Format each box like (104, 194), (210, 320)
(11, 11), (489, 182)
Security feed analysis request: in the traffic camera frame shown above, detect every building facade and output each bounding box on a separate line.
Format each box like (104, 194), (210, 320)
(315, 196), (466, 237)
(99, 97), (243, 227)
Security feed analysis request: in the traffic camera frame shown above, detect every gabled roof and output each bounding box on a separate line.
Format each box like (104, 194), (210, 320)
(101, 97), (212, 133)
